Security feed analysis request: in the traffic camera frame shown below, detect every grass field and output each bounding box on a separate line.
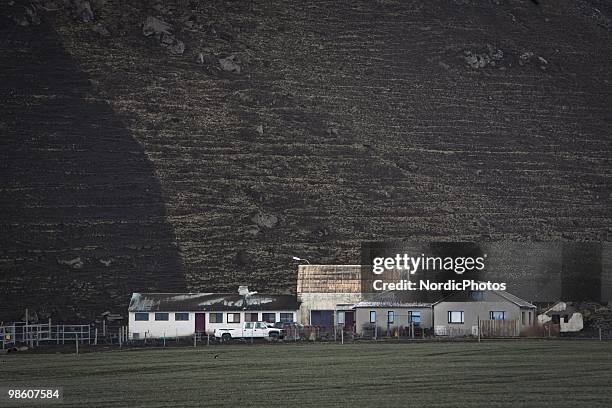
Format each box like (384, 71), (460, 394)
(1, 340), (611, 407)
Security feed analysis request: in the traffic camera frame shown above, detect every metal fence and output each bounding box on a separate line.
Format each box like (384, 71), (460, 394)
(1, 322), (92, 348)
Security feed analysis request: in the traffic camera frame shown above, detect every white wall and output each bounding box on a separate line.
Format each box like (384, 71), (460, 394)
(298, 292), (362, 325)
(129, 310), (297, 339)
(129, 311), (196, 339)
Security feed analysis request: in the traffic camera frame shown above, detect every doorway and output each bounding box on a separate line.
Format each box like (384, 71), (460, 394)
(195, 313), (206, 332)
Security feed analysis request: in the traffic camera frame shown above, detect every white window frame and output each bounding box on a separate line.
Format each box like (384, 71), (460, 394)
(175, 312), (189, 321)
(337, 311), (345, 325)
(227, 313), (241, 323)
(448, 311), (464, 324)
(155, 312), (169, 321)
(490, 311), (506, 320)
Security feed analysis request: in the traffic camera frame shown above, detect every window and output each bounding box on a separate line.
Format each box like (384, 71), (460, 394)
(490, 311), (506, 320)
(469, 291), (484, 301)
(227, 313), (241, 323)
(521, 311), (526, 325)
(134, 313), (149, 321)
(387, 311), (395, 324)
(209, 313), (223, 323)
(409, 311), (421, 326)
(337, 311), (345, 325)
(310, 310), (334, 326)
(262, 313), (276, 323)
(244, 322), (253, 329)
(370, 311), (377, 323)
(132, 333), (140, 339)
(155, 313), (169, 321)
(552, 315), (560, 324)
(245, 312), (259, 322)
(175, 313), (189, 321)
(255, 322), (266, 329)
(448, 311), (464, 324)
(563, 315), (569, 323)
(280, 313), (293, 323)
(528, 312), (532, 325)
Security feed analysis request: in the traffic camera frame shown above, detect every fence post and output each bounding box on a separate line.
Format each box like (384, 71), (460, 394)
(94, 328), (98, 346)
(119, 328), (122, 348)
(599, 327), (602, 341)
(341, 327), (344, 345)
(478, 316), (481, 343)
(193, 332), (196, 347)
(62, 325), (65, 345)
(207, 334), (210, 346)
(163, 332), (166, 348)
(75, 334), (79, 356)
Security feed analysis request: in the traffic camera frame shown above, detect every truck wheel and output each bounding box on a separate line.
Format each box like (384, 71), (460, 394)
(269, 332), (279, 341)
(221, 333), (231, 343)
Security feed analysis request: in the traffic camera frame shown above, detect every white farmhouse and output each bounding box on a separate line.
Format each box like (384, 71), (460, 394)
(128, 288), (300, 339)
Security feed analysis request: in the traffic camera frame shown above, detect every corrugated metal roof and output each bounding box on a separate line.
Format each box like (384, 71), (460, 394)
(297, 265), (362, 293)
(432, 287), (536, 308)
(353, 290), (433, 308)
(493, 289), (536, 308)
(353, 301), (433, 308)
(128, 293), (300, 312)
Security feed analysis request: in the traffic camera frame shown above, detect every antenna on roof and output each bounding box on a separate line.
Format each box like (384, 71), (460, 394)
(238, 285), (257, 297)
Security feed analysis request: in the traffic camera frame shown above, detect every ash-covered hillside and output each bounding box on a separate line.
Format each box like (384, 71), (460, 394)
(1, 0), (611, 321)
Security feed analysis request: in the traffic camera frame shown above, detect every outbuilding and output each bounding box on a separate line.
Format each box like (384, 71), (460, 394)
(297, 265), (363, 327)
(537, 301), (584, 332)
(128, 289), (300, 339)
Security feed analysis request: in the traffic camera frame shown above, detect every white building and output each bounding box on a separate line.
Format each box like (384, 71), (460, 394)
(538, 301), (584, 332)
(297, 265), (363, 328)
(128, 289), (300, 339)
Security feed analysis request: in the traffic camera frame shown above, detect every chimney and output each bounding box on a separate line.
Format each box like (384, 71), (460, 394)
(238, 285), (249, 296)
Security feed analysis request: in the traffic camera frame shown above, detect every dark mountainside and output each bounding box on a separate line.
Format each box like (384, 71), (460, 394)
(1, 0), (611, 321)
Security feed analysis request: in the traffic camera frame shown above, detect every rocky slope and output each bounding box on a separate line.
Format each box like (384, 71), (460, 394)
(1, 0), (611, 321)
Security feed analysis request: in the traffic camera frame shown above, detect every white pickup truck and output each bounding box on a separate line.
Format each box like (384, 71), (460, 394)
(213, 321), (283, 341)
